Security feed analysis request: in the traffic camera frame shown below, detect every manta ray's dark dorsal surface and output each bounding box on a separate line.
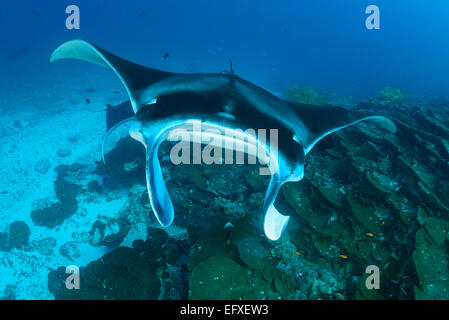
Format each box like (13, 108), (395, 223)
(50, 39), (396, 240)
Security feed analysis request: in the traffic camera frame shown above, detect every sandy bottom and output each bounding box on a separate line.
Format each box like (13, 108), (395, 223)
(0, 67), (155, 299)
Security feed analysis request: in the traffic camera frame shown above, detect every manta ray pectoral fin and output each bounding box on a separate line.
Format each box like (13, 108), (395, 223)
(289, 102), (396, 154)
(49, 39), (172, 112)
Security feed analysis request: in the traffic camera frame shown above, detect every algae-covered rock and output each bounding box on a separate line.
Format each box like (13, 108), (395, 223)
(31, 199), (78, 228)
(413, 218), (449, 299)
(318, 184), (346, 207)
(378, 87), (405, 105)
(59, 241), (81, 261)
(346, 192), (393, 236)
(49, 246), (161, 300)
(25, 237), (57, 256)
(8, 221), (30, 249)
(188, 228), (235, 271)
(236, 236), (269, 271)
(88, 217), (131, 248)
(189, 256), (270, 300)
(213, 197), (246, 222)
(366, 171), (400, 194)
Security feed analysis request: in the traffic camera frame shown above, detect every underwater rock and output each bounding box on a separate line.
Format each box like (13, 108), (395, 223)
(417, 181), (449, 215)
(26, 237), (57, 256)
(346, 192), (393, 237)
(87, 180), (102, 194)
(377, 87), (405, 105)
(1, 285), (17, 300)
(54, 179), (82, 202)
(48, 246), (161, 300)
(59, 241), (80, 261)
(212, 197), (246, 223)
(366, 171), (400, 193)
(244, 166), (269, 191)
(236, 236), (269, 271)
(88, 217), (131, 248)
(317, 184), (346, 207)
(398, 155), (436, 189)
(56, 147), (72, 158)
(283, 86), (333, 105)
(8, 221), (30, 250)
(143, 227), (169, 269)
(202, 164), (248, 197)
(31, 198), (78, 228)
(34, 158), (51, 174)
(0, 221), (30, 251)
(283, 182), (335, 239)
(30, 170), (82, 228)
(67, 135), (81, 143)
(413, 217), (449, 299)
(230, 214), (261, 245)
(187, 227), (235, 271)
(189, 256), (270, 300)
(147, 227), (169, 247)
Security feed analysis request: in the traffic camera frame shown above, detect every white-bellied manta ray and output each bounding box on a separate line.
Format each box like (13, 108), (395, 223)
(49, 39), (396, 241)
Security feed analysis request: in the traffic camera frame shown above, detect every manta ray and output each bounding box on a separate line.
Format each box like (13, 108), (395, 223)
(50, 39), (396, 241)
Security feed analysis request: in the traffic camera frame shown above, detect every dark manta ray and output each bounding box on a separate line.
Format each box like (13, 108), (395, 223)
(50, 39), (396, 240)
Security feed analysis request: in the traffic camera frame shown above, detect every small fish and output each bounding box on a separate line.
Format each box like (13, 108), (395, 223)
(295, 251), (302, 256)
(112, 91), (120, 94)
(365, 232), (375, 237)
(86, 98), (91, 104)
(338, 254), (348, 259)
(161, 53), (170, 60)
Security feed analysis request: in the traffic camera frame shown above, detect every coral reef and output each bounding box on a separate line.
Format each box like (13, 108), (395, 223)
(378, 87), (405, 105)
(31, 93), (449, 300)
(283, 86), (334, 105)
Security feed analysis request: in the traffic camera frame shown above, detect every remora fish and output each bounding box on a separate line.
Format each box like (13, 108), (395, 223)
(49, 39), (396, 240)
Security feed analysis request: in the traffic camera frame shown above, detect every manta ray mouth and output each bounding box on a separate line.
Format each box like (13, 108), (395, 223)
(126, 117), (292, 240)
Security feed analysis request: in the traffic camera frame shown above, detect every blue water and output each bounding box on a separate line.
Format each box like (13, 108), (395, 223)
(2, 0), (449, 97)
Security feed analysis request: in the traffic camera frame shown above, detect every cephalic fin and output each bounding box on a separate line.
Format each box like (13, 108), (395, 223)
(101, 117), (135, 164)
(262, 173), (290, 240)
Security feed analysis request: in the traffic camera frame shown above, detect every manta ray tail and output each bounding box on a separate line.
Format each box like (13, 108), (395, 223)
(49, 39), (172, 113)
